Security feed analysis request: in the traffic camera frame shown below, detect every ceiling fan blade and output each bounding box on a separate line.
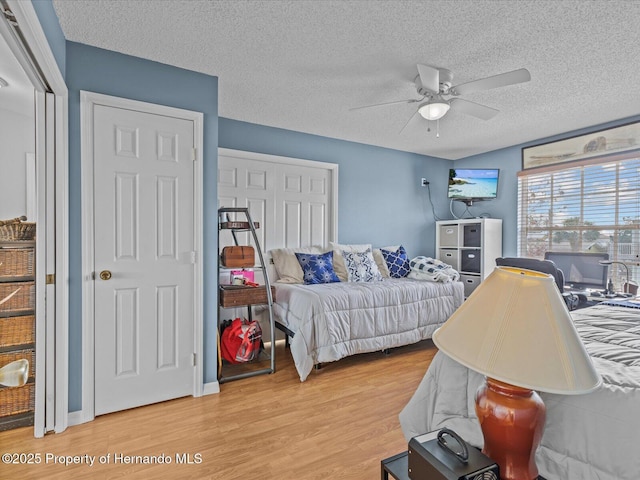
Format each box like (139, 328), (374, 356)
(417, 64), (440, 93)
(451, 68), (531, 96)
(399, 110), (420, 134)
(449, 98), (499, 120)
(349, 98), (420, 111)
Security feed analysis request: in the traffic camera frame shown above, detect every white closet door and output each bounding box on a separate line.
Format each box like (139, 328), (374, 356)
(218, 149), (337, 253)
(275, 162), (332, 249)
(218, 157), (275, 252)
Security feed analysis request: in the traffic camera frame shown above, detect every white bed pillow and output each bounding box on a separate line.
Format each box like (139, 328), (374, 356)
(329, 242), (372, 282)
(342, 248), (383, 282)
(372, 245), (400, 278)
(270, 246), (324, 283)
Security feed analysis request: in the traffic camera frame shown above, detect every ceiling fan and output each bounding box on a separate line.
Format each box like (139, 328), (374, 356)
(351, 64), (531, 130)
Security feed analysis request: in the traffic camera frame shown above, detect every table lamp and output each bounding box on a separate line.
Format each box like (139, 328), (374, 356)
(599, 260), (630, 294)
(432, 266), (601, 480)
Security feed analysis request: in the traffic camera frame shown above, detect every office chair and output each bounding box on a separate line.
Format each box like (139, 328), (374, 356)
(495, 257), (584, 310)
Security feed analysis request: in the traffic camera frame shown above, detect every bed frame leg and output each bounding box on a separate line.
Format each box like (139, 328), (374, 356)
(382, 348), (390, 356)
(314, 363), (323, 370)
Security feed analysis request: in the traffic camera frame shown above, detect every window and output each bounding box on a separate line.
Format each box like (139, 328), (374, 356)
(518, 153), (640, 292)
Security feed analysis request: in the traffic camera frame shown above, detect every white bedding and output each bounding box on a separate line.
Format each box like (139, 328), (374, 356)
(273, 278), (464, 381)
(399, 303), (640, 480)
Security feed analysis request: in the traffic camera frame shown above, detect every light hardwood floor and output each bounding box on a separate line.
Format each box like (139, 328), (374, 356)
(1, 340), (437, 479)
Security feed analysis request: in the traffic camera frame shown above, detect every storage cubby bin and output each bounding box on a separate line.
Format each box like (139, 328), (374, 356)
(460, 249), (481, 273)
(435, 219), (502, 297)
(463, 224), (482, 247)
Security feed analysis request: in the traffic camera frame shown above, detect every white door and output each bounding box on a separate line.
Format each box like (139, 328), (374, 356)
(218, 149), (336, 253)
(93, 104), (196, 416)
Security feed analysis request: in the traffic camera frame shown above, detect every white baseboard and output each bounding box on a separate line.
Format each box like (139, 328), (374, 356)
(67, 410), (89, 427)
(202, 381), (220, 395)
(66, 383), (220, 429)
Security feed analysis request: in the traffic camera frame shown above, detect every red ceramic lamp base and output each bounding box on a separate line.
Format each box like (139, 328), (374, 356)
(475, 377), (546, 480)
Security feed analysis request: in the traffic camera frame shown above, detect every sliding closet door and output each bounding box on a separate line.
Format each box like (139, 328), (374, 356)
(0, 0), (69, 436)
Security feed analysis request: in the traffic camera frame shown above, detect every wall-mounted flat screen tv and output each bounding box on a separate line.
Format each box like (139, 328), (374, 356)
(448, 168), (499, 200)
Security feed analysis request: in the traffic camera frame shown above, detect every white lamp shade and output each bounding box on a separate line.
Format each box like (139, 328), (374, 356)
(418, 101), (450, 120)
(433, 267), (601, 394)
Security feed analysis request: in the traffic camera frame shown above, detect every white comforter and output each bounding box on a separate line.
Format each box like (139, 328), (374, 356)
(399, 303), (640, 480)
(273, 278), (464, 381)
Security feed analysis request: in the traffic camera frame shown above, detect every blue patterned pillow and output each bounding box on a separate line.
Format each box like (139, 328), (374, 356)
(342, 248), (383, 282)
(295, 251), (340, 285)
(381, 245), (411, 278)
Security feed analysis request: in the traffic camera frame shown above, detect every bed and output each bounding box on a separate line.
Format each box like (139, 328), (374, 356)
(273, 278), (463, 381)
(268, 244), (464, 381)
(399, 302), (640, 480)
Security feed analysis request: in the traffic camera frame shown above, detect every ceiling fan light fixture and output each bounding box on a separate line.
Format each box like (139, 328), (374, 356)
(418, 98), (450, 121)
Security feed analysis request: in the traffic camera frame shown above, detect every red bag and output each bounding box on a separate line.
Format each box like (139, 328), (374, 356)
(220, 318), (263, 364)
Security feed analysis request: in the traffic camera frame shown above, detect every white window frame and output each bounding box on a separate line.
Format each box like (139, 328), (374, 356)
(518, 150), (640, 292)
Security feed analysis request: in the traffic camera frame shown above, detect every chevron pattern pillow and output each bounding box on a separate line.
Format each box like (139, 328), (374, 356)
(381, 245), (411, 278)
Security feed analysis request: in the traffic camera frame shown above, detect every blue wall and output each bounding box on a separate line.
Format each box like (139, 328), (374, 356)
(219, 118), (452, 258)
(65, 42), (218, 411)
(32, 0), (66, 75)
(451, 147), (522, 255)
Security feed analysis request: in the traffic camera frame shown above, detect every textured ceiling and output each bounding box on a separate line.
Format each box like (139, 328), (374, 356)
(52, 0), (640, 160)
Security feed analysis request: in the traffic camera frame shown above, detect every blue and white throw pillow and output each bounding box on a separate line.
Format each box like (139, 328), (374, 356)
(342, 248), (383, 282)
(295, 251), (340, 285)
(381, 245), (411, 278)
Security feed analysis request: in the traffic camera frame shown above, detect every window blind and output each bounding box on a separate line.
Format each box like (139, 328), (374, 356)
(517, 153), (640, 292)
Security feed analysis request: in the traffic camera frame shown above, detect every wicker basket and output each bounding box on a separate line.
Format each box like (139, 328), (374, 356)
(0, 248), (35, 279)
(219, 285), (275, 307)
(0, 223), (36, 241)
(0, 217), (36, 242)
(0, 282), (35, 313)
(0, 383), (35, 417)
(0, 315), (35, 347)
